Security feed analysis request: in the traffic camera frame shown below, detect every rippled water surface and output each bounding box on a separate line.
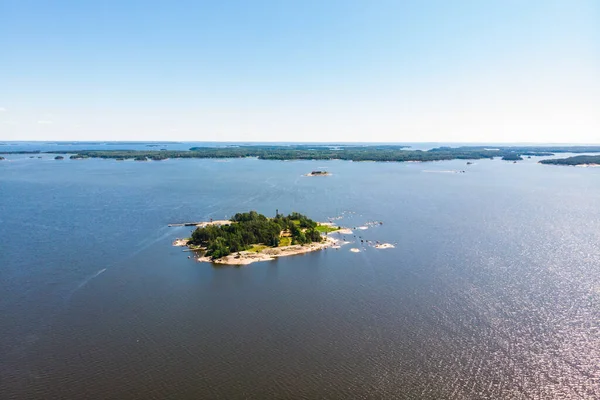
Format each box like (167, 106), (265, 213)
(1, 149), (599, 399)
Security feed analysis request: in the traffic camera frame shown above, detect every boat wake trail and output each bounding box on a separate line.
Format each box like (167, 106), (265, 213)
(69, 226), (176, 300)
(130, 225), (179, 258)
(76, 268), (107, 290)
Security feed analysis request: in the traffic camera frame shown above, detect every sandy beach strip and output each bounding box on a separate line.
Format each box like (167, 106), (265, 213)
(331, 228), (353, 235)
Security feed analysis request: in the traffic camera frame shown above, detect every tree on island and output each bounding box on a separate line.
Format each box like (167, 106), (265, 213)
(189, 211), (324, 260)
(207, 237), (231, 259)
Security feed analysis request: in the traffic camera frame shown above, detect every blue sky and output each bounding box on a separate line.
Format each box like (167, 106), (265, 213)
(1, 0), (598, 142)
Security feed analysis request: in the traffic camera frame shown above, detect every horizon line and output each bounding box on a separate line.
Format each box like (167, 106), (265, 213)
(3, 140), (600, 146)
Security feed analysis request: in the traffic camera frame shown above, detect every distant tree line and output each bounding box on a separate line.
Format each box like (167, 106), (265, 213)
(4, 145), (600, 163)
(189, 211), (323, 259)
(539, 155), (600, 166)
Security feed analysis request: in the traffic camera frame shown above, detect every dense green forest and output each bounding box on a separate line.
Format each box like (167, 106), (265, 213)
(189, 211), (325, 259)
(501, 154), (523, 161)
(5, 145), (600, 163)
(539, 155), (600, 166)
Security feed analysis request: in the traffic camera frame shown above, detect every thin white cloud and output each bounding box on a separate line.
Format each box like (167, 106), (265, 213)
(37, 120), (53, 125)
(0, 107), (6, 112)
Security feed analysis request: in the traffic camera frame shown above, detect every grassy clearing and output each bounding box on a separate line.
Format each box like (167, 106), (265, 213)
(315, 224), (340, 233)
(278, 237), (292, 247)
(246, 244), (268, 253)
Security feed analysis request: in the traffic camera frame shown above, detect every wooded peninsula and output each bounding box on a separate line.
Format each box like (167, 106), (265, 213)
(6, 145), (600, 163)
(539, 155), (600, 166)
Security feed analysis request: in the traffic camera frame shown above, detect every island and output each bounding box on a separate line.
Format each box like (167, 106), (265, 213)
(54, 156), (64, 160)
(173, 211), (343, 265)
(501, 154), (523, 161)
(539, 155), (600, 166)
(305, 170), (330, 176)
(0, 156), (5, 161)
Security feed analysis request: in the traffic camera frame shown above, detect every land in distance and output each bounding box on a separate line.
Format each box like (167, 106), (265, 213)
(5, 145), (600, 163)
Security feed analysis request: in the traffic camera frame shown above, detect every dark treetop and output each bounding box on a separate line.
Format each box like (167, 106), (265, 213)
(189, 211), (324, 260)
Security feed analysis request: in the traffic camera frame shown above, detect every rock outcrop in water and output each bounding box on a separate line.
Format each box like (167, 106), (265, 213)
(306, 170), (331, 176)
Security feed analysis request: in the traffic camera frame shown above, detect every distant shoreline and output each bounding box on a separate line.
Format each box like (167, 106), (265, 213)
(4, 145), (600, 164)
(539, 155), (600, 166)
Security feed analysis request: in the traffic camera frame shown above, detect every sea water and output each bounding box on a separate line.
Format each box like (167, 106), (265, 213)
(2, 145), (599, 398)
